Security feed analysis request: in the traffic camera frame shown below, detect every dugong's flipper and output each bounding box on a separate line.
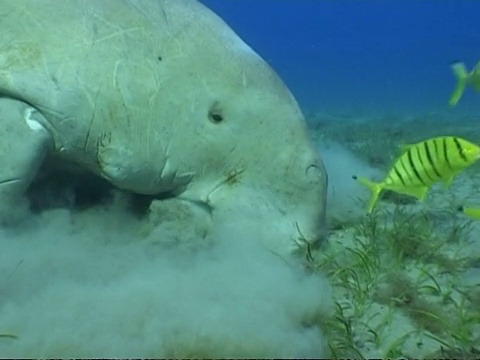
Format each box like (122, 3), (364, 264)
(0, 98), (53, 223)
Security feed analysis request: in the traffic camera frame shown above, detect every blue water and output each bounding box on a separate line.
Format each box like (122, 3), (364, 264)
(202, 1), (480, 116)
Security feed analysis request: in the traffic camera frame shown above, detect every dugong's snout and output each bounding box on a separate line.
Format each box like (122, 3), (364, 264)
(288, 146), (328, 249)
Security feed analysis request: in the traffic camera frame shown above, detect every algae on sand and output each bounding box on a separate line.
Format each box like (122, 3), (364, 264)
(307, 112), (480, 359)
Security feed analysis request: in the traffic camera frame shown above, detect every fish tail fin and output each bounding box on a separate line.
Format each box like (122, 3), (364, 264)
(353, 175), (383, 213)
(449, 62), (469, 107)
(458, 205), (480, 220)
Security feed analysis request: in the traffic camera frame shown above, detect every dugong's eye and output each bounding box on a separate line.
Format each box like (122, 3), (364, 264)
(209, 112), (223, 124)
(208, 103), (224, 124)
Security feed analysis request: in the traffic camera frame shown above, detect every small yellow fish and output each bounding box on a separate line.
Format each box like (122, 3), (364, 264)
(353, 136), (480, 213)
(457, 205), (480, 221)
(449, 61), (480, 106)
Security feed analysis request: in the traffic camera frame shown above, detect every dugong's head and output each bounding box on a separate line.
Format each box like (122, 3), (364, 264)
(134, 0), (327, 254)
(0, 0), (323, 256)
(0, 0), (325, 255)
(87, 0), (327, 255)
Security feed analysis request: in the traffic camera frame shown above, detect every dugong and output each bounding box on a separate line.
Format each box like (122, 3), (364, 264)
(0, 0), (327, 254)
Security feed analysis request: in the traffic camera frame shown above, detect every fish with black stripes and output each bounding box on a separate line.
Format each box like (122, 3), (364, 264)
(353, 136), (480, 213)
(449, 61), (480, 107)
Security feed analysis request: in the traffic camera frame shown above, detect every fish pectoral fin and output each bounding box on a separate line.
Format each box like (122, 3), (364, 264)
(443, 176), (454, 189)
(400, 186), (429, 201)
(416, 186), (430, 201)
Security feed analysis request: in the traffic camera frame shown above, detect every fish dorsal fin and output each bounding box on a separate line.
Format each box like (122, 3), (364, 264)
(398, 144), (412, 154)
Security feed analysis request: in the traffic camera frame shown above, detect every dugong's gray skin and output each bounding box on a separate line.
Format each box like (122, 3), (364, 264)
(0, 0), (327, 254)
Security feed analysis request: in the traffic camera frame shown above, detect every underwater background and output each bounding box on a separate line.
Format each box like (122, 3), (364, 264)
(2, 1), (480, 358)
(203, 0), (480, 115)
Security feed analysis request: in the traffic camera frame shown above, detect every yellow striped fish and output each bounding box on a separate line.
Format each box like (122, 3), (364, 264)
(457, 205), (480, 221)
(449, 61), (480, 107)
(353, 136), (480, 213)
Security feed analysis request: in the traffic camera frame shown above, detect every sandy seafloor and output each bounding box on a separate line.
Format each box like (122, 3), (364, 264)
(0, 109), (479, 358)
(308, 110), (480, 359)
